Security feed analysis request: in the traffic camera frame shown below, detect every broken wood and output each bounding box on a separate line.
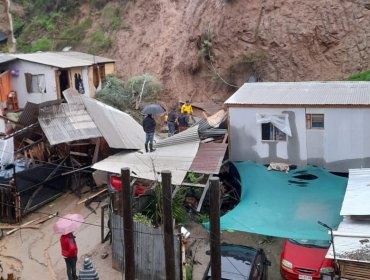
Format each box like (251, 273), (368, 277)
(77, 188), (107, 205)
(32, 212), (58, 225)
(1, 225), (39, 230)
(6, 219), (38, 235)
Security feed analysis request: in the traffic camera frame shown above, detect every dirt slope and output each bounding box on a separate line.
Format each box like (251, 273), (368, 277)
(106, 0), (370, 104)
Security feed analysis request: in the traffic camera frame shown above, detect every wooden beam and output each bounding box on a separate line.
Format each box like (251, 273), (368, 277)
(196, 179), (210, 212)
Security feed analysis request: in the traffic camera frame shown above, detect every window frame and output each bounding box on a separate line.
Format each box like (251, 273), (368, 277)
(25, 73), (46, 94)
(261, 122), (287, 142)
(306, 113), (324, 129)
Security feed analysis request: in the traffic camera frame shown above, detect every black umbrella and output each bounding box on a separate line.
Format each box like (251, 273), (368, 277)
(141, 104), (165, 115)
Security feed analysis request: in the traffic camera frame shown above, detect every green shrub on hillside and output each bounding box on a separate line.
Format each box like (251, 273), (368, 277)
(95, 75), (129, 111)
(30, 38), (53, 52)
(198, 24), (214, 62)
(348, 70), (370, 81)
(89, 31), (111, 53)
(95, 74), (162, 112)
(101, 3), (121, 30)
(126, 74), (161, 107)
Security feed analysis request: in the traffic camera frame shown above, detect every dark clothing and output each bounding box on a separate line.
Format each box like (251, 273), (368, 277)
(143, 115), (156, 133)
(168, 122), (176, 136)
(65, 256), (78, 280)
(167, 110), (177, 122)
(178, 113), (189, 127)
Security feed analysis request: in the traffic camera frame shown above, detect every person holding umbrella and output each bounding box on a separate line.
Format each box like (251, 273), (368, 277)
(53, 214), (84, 280)
(60, 232), (78, 280)
(143, 114), (156, 152)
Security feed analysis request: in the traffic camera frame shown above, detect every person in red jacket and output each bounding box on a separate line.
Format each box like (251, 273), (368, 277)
(60, 232), (78, 280)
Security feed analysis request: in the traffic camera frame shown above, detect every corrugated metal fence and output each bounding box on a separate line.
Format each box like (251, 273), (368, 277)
(111, 213), (181, 280)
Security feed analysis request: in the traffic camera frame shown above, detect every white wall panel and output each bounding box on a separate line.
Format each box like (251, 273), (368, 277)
(9, 61), (57, 108)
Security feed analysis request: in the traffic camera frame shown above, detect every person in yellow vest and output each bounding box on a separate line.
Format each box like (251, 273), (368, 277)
(181, 100), (195, 124)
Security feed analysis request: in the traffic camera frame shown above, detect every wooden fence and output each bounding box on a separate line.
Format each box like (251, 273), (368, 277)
(111, 213), (181, 280)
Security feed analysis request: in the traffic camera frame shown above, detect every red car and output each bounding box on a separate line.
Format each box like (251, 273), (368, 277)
(280, 239), (334, 280)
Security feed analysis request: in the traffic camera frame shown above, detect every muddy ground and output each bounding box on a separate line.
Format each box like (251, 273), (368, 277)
(0, 189), (284, 280)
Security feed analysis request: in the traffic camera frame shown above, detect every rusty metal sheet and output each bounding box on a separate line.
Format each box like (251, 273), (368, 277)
(190, 142), (228, 174)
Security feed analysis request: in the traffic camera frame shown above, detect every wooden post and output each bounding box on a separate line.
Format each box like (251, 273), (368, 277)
(162, 170), (176, 280)
(121, 168), (135, 279)
(209, 177), (221, 280)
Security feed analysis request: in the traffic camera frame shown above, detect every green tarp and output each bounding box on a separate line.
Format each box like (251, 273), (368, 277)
(218, 161), (347, 240)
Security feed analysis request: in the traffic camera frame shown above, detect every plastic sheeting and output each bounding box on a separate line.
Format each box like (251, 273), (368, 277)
(256, 113), (292, 136)
(0, 137), (14, 165)
(218, 161), (347, 240)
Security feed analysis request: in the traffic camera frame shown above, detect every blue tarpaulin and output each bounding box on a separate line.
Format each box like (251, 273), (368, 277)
(217, 161), (347, 240)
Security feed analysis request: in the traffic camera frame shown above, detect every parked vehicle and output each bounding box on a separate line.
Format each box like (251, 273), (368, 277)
(280, 239), (334, 280)
(203, 243), (270, 280)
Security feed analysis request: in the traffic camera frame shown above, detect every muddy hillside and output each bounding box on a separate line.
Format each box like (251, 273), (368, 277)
(107, 0), (370, 103)
(3, 0), (370, 104)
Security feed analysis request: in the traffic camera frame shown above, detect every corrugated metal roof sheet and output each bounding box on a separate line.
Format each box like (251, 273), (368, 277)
(0, 54), (16, 64)
(92, 140), (200, 186)
(341, 168), (370, 216)
(326, 217), (370, 262)
(83, 97), (145, 150)
(190, 142), (227, 174)
(225, 81), (370, 106)
(12, 51), (114, 68)
(39, 103), (102, 145)
(18, 100), (62, 126)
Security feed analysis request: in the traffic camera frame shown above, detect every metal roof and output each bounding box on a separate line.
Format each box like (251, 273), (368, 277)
(18, 100), (62, 126)
(326, 217), (370, 263)
(190, 142), (227, 174)
(83, 97), (145, 150)
(38, 103), (102, 145)
(12, 51), (114, 68)
(92, 139), (200, 186)
(225, 81), (370, 107)
(0, 54), (16, 64)
(341, 169), (370, 216)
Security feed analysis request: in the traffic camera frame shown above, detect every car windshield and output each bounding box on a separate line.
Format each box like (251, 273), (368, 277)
(289, 239), (330, 249)
(207, 245), (257, 280)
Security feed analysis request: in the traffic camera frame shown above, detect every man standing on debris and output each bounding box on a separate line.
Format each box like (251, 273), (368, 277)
(143, 114), (156, 152)
(167, 106), (177, 136)
(60, 232), (78, 280)
(181, 100), (195, 124)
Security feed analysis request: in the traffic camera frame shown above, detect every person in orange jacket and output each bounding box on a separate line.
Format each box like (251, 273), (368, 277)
(60, 232), (78, 280)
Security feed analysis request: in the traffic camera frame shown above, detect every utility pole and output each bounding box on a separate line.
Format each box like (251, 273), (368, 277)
(121, 168), (135, 280)
(162, 170), (176, 279)
(209, 177), (221, 280)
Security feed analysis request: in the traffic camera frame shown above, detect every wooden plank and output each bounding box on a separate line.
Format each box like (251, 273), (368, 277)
(196, 179), (210, 212)
(32, 212), (59, 225)
(77, 188), (107, 204)
(181, 182), (207, 188)
(2, 225), (39, 230)
(6, 219), (38, 235)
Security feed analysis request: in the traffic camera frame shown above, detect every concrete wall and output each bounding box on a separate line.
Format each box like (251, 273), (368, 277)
(229, 106), (370, 172)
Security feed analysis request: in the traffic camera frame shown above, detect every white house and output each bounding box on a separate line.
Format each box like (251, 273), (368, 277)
(224, 81), (370, 173)
(0, 51), (115, 108)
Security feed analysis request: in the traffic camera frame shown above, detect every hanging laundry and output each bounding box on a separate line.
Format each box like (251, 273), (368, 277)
(74, 73), (85, 94)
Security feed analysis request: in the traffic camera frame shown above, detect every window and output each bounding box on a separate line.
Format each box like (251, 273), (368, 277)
(261, 122), (287, 141)
(25, 73), (46, 93)
(306, 114), (324, 129)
